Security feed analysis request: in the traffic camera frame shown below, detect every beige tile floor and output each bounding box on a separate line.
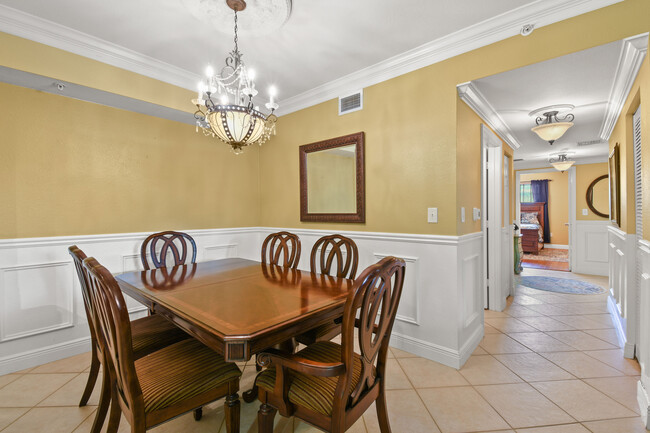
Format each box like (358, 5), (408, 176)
(0, 268), (647, 432)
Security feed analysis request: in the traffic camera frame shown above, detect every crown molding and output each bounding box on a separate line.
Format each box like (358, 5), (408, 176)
(0, 4), (200, 90)
(276, 0), (623, 116)
(457, 82), (520, 150)
(513, 155), (607, 171)
(0, 0), (622, 113)
(599, 33), (648, 140)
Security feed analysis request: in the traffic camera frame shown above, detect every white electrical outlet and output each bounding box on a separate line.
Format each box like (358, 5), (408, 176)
(473, 208), (481, 221)
(461, 207), (465, 223)
(427, 207), (438, 223)
(582, 209), (588, 216)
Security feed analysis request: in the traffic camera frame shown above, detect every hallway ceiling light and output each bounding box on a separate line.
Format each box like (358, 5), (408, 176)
(192, 0), (278, 155)
(549, 153), (575, 172)
(531, 110), (575, 145)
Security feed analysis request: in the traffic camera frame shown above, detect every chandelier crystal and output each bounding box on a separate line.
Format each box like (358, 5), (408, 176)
(192, 0), (278, 155)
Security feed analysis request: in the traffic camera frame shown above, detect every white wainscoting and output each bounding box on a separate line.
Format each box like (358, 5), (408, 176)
(637, 240), (650, 426)
(608, 225), (638, 358)
(0, 228), (261, 375)
(0, 227), (484, 373)
(573, 221), (609, 276)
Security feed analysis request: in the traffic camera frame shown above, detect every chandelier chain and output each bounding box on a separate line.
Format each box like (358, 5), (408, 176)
(233, 10), (239, 54)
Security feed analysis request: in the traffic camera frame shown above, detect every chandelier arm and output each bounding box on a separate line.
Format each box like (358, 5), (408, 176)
(556, 113), (574, 122)
(535, 116), (546, 125)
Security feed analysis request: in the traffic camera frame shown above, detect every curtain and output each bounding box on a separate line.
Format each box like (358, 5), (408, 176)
(531, 179), (550, 243)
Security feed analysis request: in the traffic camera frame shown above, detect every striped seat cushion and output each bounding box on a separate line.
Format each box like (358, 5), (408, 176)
(131, 315), (190, 359)
(136, 339), (241, 413)
(255, 341), (362, 416)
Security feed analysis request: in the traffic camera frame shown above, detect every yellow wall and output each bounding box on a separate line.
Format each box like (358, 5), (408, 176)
(455, 97), (515, 235)
(0, 82), (260, 239)
(519, 171), (569, 245)
(609, 53), (649, 236)
(576, 163), (609, 221)
(456, 97), (485, 235)
(0, 32), (194, 113)
(260, 0), (650, 236)
(1, 0), (649, 240)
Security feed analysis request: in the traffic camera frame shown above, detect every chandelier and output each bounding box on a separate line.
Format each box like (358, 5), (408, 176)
(192, 0), (278, 155)
(550, 154), (575, 172)
(530, 108), (574, 145)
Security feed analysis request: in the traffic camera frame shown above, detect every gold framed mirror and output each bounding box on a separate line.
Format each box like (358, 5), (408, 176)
(586, 174), (609, 218)
(299, 132), (365, 223)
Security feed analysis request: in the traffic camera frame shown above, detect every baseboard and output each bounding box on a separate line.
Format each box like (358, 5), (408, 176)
(545, 244), (568, 249)
(607, 294), (633, 358)
(390, 331), (474, 370)
(0, 336), (91, 376)
(458, 324), (484, 367)
(638, 380), (650, 428)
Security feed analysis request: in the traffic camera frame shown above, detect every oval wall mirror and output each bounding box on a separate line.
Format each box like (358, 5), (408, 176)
(586, 174), (609, 218)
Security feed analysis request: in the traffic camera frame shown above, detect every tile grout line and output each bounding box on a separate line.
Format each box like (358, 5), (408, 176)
(392, 356), (444, 433)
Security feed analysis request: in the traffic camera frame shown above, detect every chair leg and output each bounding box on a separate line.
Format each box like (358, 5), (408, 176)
(79, 350), (100, 407)
(90, 365), (111, 433)
(106, 389), (122, 433)
(257, 403), (276, 433)
(224, 393), (240, 433)
(193, 407), (203, 421)
(376, 387), (392, 433)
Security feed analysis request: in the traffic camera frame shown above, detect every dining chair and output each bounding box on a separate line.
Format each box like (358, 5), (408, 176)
(255, 256), (406, 433)
(83, 256), (242, 433)
(69, 246), (191, 433)
(140, 231), (197, 270)
(261, 231), (301, 268)
(296, 235), (359, 345)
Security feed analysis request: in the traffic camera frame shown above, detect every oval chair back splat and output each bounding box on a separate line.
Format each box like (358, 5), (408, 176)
(141, 231), (197, 270)
(261, 231), (301, 269)
(310, 234), (358, 279)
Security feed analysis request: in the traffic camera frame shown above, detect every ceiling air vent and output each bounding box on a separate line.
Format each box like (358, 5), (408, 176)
(339, 90), (363, 115)
(578, 139), (604, 146)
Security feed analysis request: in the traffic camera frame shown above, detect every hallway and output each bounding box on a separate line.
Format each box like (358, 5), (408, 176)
(0, 269), (645, 432)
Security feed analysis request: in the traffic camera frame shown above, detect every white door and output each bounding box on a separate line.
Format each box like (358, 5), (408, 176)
(481, 125), (505, 311)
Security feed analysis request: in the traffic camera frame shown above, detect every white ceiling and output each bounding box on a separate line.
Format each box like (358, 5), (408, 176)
(471, 40), (625, 166)
(1, 0), (605, 111)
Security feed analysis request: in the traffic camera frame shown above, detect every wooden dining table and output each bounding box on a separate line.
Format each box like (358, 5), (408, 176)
(115, 258), (353, 400)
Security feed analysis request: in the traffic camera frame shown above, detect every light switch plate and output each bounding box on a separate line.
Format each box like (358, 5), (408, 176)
(427, 207), (438, 223)
(473, 208), (481, 221)
(461, 207), (465, 223)
(582, 209), (588, 216)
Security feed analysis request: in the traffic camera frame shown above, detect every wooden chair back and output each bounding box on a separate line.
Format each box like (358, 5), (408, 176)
(69, 246), (98, 346)
(335, 256), (405, 414)
(261, 231), (301, 269)
(310, 234), (358, 279)
(141, 231), (197, 270)
(83, 257), (144, 416)
(140, 264), (197, 291)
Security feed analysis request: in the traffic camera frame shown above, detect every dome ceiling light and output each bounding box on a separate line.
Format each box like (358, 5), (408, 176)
(530, 105), (575, 145)
(549, 153), (575, 172)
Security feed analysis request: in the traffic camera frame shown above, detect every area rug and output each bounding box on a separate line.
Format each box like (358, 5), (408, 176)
(522, 248), (569, 262)
(518, 276), (606, 295)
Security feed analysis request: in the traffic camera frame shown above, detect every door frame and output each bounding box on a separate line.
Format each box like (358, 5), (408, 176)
(514, 166), (576, 271)
(481, 125), (505, 311)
